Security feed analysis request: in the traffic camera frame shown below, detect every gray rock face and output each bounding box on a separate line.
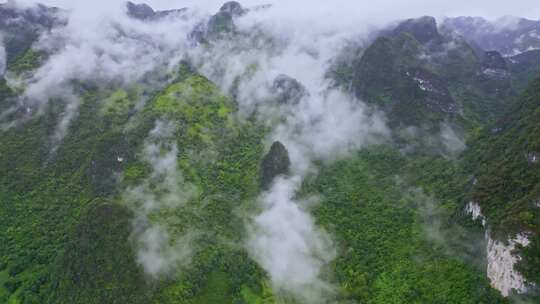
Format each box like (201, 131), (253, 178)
(126, 2), (155, 20)
(190, 1), (245, 44)
(261, 141), (291, 189)
(0, 2), (63, 65)
(407, 67), (459, 114)
(392, 16), (442, 44)
(207, 11), (236, 37)
(126, 1), (187, 21)
(482, 51), (507, 70)
(486, 232), (531, 297)
(526, 152), (539, 164)
(208, 2), (245, 38)
(464, 203), (533, 297)
(480, 51), (510, 78)
(219, 1), (245, 17)
(271, 74), (308, 105)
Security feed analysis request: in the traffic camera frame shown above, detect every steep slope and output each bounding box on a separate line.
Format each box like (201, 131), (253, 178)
(0, 2), (62, 71)
(467, 76), (540, 237)
(464, 77), (540, 298)
(0, 61), (271, 303)
(509, 50), (540, 92)
(302, 148), (506, 304)
(352, 33), (460, 127)
(442, 16), (540, 56)
(2, 1), (540, 304)
(126, 1), (187, 21)
(350, 16), (517, 130)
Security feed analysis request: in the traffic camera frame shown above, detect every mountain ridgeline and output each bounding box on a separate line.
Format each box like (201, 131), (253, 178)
(0, 1), (539, 304)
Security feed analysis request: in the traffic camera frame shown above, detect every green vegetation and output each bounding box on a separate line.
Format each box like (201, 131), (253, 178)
(0, 62), (274, 303)
(349, 28), (519, 130)
(465, 77), (540, 288)
(8, 49), (41, 74)
(302, 148), (505, 304)
(48, 202), (153, 304)
(352, 33), (464, 128)
(0, 78), (15, 112)
(1, 19), (540, 303)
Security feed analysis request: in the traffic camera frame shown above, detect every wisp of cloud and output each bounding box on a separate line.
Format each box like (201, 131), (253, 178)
(124, 120), (198, 277)
(183, 5), (389, 301)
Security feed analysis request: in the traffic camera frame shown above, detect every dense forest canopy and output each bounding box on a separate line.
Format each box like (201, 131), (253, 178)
(0, 1), (540, 303)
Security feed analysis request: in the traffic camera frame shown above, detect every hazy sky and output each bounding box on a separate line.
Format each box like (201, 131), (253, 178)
(3, 0), (540, 21)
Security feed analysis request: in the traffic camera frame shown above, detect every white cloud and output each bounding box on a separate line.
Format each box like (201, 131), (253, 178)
(9, 1), (203, 144)
(191, 9), (389, 172)
(247, 176), (335, 303)
(134, 224), (194, 277)
(6, 0), (540, 21)
(125, 120), (199, 277)
(0, 0), (525, 298)
(440, 123), (466, 156)
(180, 8), (390, 301)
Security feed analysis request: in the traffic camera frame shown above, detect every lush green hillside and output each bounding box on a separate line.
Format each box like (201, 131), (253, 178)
(1, 2), (540, 304)
(0, 64), (272, 303)
(465, 76), (540, 293)
(349, 17), (517, 130)
(303, 148), (505, 304)
(0, 62), (514, 304)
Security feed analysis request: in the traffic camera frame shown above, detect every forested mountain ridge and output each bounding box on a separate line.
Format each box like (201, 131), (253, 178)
(442, 16), (540, 56)
(464, 76), (540, 297)
(0, 1), (539, 303)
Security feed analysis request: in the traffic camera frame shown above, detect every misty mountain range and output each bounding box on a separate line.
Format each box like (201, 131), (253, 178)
(0, 1), (539, 303)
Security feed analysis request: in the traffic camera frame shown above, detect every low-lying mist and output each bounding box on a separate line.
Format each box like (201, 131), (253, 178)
(124, 120), (198, 277)
(3, 0), (538, 302)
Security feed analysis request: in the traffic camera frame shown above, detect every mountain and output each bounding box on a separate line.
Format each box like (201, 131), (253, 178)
(1, 2), (540, 304)
(0, 1), (63, 69)
(509, 49), (540, 92)
(349, 16), (516, 131)
(391, 16), (443, 44)
(126, 1), (187, 21)
(442, 16), (540, 56)
(463, 76), (540, 298)
(190, 1), (247, 44)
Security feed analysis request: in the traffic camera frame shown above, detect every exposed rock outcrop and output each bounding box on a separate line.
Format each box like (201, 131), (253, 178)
(207, 1), (245, 38)
(465, 201), (486, 226)
(406, 67), (459, 114)
(486, 233), (531, 296)
(261, 141), (290, 189)
(270, 74), (308, 105)
(0, 2), (63, 65)
(190, 1), (245, 44)
(219, 1), (245, 17)
(480, 51), (509, 78)
(465, 202), (533, 296)
(392, 16), (442, 44)
(126, 1), (187, 21)
(126, 2), (155, 20)
(526, 152), (539, 164)
(482, 51), (507, 70)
